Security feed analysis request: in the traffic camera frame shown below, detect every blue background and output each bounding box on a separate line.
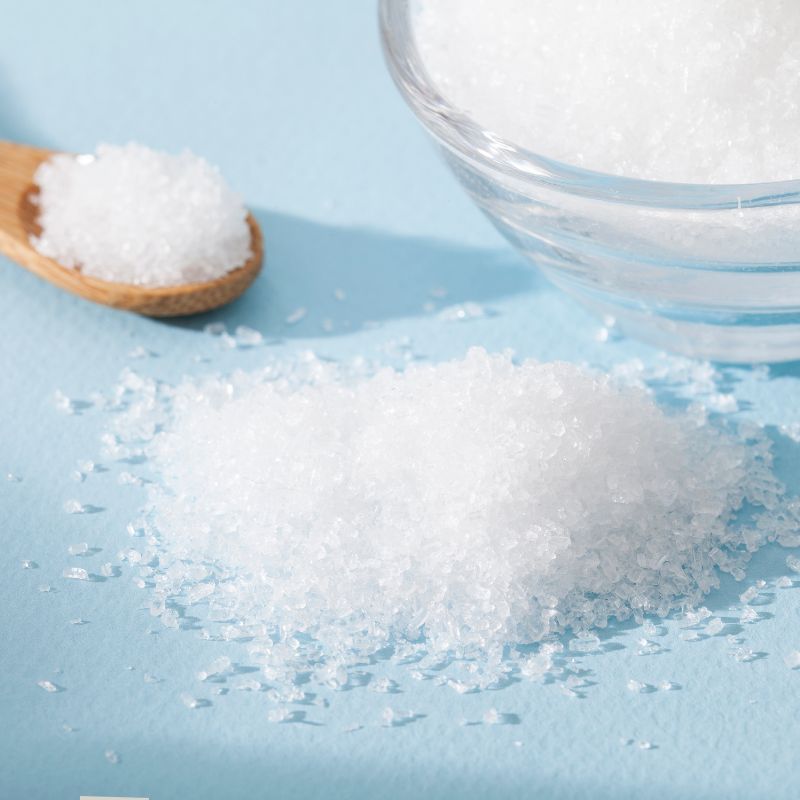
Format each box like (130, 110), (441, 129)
(1, 2), (799, 798)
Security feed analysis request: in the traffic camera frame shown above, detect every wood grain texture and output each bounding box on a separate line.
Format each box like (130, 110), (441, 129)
(0, 140), (263, 317)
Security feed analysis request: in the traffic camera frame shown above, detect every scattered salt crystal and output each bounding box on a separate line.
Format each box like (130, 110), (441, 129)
(626, 680), (647, 693)
(786, 556), (800, 574)
(143, 672), (160, 684)
(161, 609), (179, 629)
(437, 302), (486, 322)
(370, 677), (399, 693)
(37, 680), (59, 693)
(70, 470), (85, 483)
(268, 708), (292, 723)
(6, 472), (21, 482)
(732, 647), (756, 663)
(705, 618), (724, 636)
(235, 326), (264, 347)
(187, 583), (215, 604)
(63, 500), (86, 514)
(104, 749), (120, 765)
(235, 678), (262, 692)
(343, 723), (363, 733)
(68, 618), (88, 625)
(285, 307), (307, 325)
(706, 394), (738, 414)
(180, 692), (201, 709)
(658, 681), (678, 691)
(68, 542), (89, 556)
(739, 586), (759, 604)
(638, 741), (655, 751)
(776, 576), (794, 589)
(784, 651), (800, 669)
(513, 740), (523, 748)
(204, 322), (227, 336)
(21, 560), (37, 570)
(482, 708), (501, 725)
(99, 563), (116, 577)
(63, 567), (89, 581)
(38, 584), (53, 593)
(740, 607), (759, 624)
(128, 345), (151, 359)
(62, 724), (75, 734)
(32, 143), (251, 287)
(53, 390), (74, 414)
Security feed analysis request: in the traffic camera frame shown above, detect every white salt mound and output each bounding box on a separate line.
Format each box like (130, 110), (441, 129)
(414, 1), (800, 183)
(32, 143), (251, 286)
(113, 348), (786, 663)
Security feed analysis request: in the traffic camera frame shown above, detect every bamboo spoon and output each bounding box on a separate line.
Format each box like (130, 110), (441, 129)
(0, 140), (263, 316)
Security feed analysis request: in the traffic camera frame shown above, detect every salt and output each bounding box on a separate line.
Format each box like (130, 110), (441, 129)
(37, 680), (59, 693)
(32, 143), (251, 287)
(63, 567), (89, 581)
(106, 347), (789, 684)
(415, 1), (800, 183)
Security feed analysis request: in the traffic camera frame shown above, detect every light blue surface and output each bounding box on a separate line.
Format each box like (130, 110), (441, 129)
(1, 3), (800, 798)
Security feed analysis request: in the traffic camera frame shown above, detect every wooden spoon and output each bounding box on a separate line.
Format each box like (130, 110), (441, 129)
(0, 140), (263, 317)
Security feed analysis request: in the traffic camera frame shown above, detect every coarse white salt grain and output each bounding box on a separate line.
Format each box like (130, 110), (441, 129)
(104, 749), (120, 765)
(415, 1), (800, 183)
(32, 143), (251, 287)
(67, 542), (89, 556)
(63, 567), (89, 581)
(37, 680), (59, 693)
(106, 347), (791, 687)
(63, 500), (86, 514)
(784, 651), (800, 669)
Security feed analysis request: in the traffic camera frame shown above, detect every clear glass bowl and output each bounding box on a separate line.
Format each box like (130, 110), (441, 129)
(380, 0), (800, 363)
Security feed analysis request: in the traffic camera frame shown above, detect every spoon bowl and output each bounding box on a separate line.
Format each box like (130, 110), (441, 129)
(0, 141), (263, 316)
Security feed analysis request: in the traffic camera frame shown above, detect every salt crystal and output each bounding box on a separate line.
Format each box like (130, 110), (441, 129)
(21, 560), (37, 569)
(63, 499), (85, 514)
(235, 678), (262, 692)
(482, 708), (501, 725)
(776, 576), (794, 589)
(638, 741), (655, 751)
(740, 607), (759, 624)
(67, 542), (89, 556)
(235, 326), (264, 347)
(732, 647), (756, 663)
(32, 143), (251, 287)
(63, 567), (89, 581)
(161, 609), (179, 628)
(53, 390), (74, 414)
(268, 708), (292, 723)
(204, 322), (227, 336)
(658, 681), (678, 691)
(437, 302), (486, 322)
(6, 472), (21, 482)
(333, 288), (346, 301)
(180, 692), (201, 709)
(626, 680), (647, 693)
(99, 563), (116, 577)
(104, 749), (120, 765)
(784, 651), (800, 669)
(739, 586), (759, 604)
(786, 556), (800, 574)
(37, 680), (59, 693)
(705, 618), (724, 636)
(285, 307), (307, 325)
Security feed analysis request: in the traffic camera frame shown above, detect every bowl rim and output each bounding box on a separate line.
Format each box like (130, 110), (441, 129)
(379, 0), (800, 211)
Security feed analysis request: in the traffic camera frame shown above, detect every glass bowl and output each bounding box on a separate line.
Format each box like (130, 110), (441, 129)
(379, 0), (800, 363)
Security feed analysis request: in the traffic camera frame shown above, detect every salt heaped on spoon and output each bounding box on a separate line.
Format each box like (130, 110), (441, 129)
(31, 143), (251, 287)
